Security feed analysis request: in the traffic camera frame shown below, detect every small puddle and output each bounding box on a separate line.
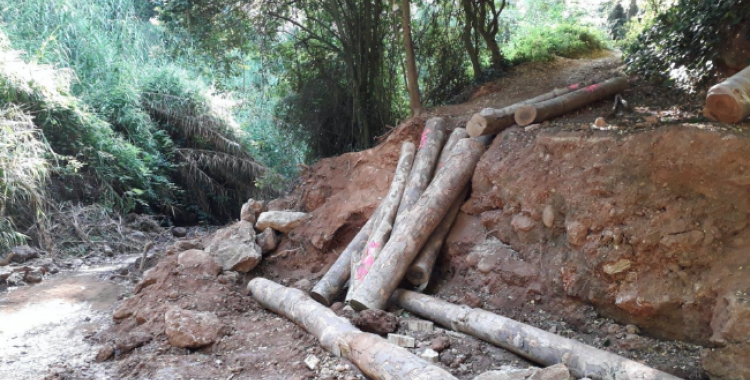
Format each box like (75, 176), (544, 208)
(0, 259), (132, 379)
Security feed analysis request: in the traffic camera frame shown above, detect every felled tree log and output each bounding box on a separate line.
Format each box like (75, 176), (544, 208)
(466, 79), (597, 137)
(348, 142), (415, 300)
(705, 65), (750, 123)
(514, 77), (629, 126)
(394, 118), (446, 230)
(392, 289), (680, 380)
(310, 213), (378, 306)
(350, 138), (485, 311)
(249, 278), (458, 380)
(436, 128), (469, 171)
(405, 187), (468, 286)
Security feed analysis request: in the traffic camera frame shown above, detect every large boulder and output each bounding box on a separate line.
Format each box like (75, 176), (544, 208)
(255, 211), (310, 234)
(177, 250), (222, 278)
(206, 221), (262, 272)
(240, 198), (265, 224)
(164, 308), (223, 349)
(10, 245), (41, 263)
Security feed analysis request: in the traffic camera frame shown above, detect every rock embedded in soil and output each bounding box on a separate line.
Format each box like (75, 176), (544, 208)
(542, 205), (555, 228)
(10, 245), (41, 263)
(95, 345), (115, 362)
(421, 348), (440, 363)
(205, 221), (262, 273)
(255, 211), (310, 234)
(171, 227), (187, 238)
(177, 249), (222, 277)
(115, 331), (152, 354)
(431, 336), (451, 352)
(164, 308), (223, 349)
(256, 228), (278, 254)
(352, 309), (398, 334)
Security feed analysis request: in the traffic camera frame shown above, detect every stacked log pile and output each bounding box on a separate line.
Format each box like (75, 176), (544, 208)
(251, 77), (690, 379)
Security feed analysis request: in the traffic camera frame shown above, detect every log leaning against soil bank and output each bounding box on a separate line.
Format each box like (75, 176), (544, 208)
(350, 138), (485, 311)
(392, 289), (681, 380)
(705, 65), (750, 123)
(348, 142), (415, 300)
(249, 278), (458, 380)
(394, 117), (446, 230)
(466, 79), (597, 138)
(406, 187), (467, 286)
(514, 77), (630, 126)
(310, 212), (378, 306)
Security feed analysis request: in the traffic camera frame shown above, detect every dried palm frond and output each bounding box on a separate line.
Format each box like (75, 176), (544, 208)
(0, 106), (49, 251)
(178, 148), (266, 184)
(142, 92), (248, 157)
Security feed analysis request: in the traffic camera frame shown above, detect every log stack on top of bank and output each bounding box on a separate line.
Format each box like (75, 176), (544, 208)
(310, 76), (631, 310)
(246, 76), (688, 380)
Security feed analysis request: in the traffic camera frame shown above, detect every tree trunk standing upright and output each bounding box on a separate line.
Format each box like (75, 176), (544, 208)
(400, 0), (424, 116)
(461, 0), (482, 80)
(474, 0), (506, 70)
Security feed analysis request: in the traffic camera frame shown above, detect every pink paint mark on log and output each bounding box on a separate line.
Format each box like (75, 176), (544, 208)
(585, 84), (600, 93)
(568, 83), (580, 90)
(357, 266), (368, 281)
(419, 129), (431, 149)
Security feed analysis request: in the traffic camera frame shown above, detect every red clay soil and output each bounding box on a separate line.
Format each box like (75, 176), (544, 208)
(87, 52), (750, 380)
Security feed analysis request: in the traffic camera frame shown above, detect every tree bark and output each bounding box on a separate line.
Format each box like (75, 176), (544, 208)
(350, 138), (485, 311)
(514, 77), (630, 126)
(392, 289), (681, 380)
(310, 214), (377, 306)
(405, 187), (468, 286)
(705, 65), (750, 123)
(466, 79), (598, 137)
(249, 278), (458, 380)
(400, 0), (424, 116)
(436, 128), (469, 171)
(461, 0), (482, 79)
(348, 142), (415, 300)
(394, 118), (447, 230)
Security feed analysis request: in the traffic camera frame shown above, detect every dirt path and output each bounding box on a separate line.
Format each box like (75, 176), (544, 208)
(431, 50), (624, 125)
(0, 256), (136, 380)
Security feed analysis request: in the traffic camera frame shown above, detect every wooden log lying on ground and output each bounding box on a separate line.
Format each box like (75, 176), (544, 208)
(394, 118), (446, 230)
(466, 79), (597, 138)
(249, 278), (458, 380)
(514, 77), (629, 126)
(350, 138), (485, 311)
(405, 187), (467, 286)
(392, 289), (681, 380)
(348, 142), (415, 300)
(705, 65), (750, 123)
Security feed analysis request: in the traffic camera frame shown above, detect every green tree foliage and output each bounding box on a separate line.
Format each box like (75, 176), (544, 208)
(625, 0), (750, 86)
(0, 0), (283, 225)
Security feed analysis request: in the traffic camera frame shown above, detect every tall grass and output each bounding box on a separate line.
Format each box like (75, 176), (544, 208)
(0, 106), (49, 251)
(0, 0), (291, 224)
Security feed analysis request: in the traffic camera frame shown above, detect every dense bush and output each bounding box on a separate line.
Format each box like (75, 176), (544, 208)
(0, 0), (288, 226)
(625, 0), (750, 86)
(504, 23), (608, 64)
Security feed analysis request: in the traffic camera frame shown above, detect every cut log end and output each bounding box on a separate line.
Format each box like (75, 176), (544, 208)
(706, 93), (744, 123)
(515, 105), (537, 126)
(309, 290), (332, 306)
(349, 299), (369, 312)
(405, 266), (428, 285)
(466, 114), (488, 138)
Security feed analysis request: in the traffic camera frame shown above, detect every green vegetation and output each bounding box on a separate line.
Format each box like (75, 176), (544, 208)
(0, 0), (292, 236)
(624, 0), (750, 86)
(504, 23), (608, 64)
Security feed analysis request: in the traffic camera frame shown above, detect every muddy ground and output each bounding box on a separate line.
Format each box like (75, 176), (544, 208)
(2, 50), (749, 380)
